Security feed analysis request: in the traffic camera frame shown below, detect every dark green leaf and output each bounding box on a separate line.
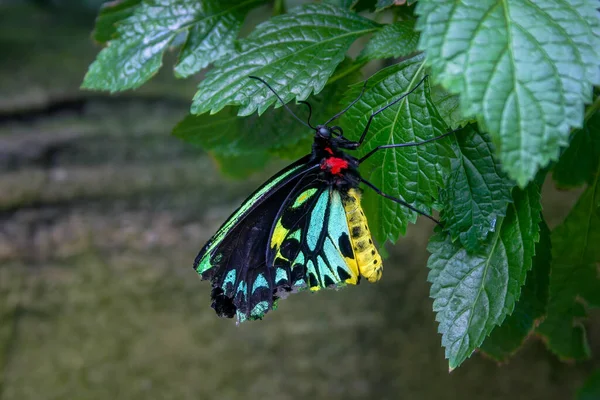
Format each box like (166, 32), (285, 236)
(553, 109), (600, 188)
(325, 0), (375, 11)
(376, 0), (394, 8)
(536, 174), (600, 361)
(353, 0), (378, 12)
(359, 20), (419, 61)
(174, 64), (360, 173)
(191, 3), (379, 116)
(480, 219), (551, 362)
(326, 58), (368, 86)
(211, 152), (270, 179)
(340, 53), (453, 242)
(578, 369), (600, 400)
(417, 0), (600, 187)
(174, 104), (310, 157)
(93, 0), (142, 44)
(82, 0), (265, 91)
(430, 86), (475, 130)
(323, 0), (359, 9)
(427, 183), (542, 369)
(439, 125), (513, 252)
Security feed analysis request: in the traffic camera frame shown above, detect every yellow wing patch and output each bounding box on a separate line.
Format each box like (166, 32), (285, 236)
(343, 189), (382, 283)
(270, 219), (289, 251)
(292, 188), (317, 208)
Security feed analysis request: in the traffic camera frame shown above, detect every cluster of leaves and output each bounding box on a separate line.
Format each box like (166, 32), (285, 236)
(82, 0), (600, 381)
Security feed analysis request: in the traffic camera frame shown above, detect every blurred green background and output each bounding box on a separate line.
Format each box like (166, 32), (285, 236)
(0, 2), (598, 399)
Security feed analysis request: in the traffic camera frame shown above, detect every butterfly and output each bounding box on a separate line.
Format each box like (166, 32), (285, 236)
(193, 75), (453, 323)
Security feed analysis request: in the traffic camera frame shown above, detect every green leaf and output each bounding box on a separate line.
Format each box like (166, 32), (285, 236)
(82, 0), (265, 91)
(174, 103), (311, 157)
(211, 152), (271, 179)
(340, 53), (453, 242)
(359, 20), (419, 61)
(324, 0), (375, 11)
(430, 86), (475, 130)
(323, 0), (359, 9)
(480, 219), (551, 362)
(174, 63), (360, 174)
(353, 0), (379, 12)
(417, 0), (600, 187)
(376, 0), (395, 8)
(439, 125), (514, 253)
(427, 183), (542, 369)
(376, 0), (417, 11)
(578, 369), (600, 400)
(536, 174), (600, 361)
(191, 3), (379, 116)
(553, 109), (600, 188)
(92, 0), (142, 44)
(174, 68), (358, 155)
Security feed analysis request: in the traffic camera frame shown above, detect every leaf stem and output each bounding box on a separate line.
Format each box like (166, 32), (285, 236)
(273, 0), (285, 16)
(584, 95), (600, 123)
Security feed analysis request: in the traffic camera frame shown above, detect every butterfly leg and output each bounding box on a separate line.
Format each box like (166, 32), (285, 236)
(360, 178), (441, 226)
(358, 128), (457, 164)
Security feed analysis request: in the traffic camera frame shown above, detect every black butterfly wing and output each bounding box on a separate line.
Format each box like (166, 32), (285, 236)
(194, 155), (319, 321)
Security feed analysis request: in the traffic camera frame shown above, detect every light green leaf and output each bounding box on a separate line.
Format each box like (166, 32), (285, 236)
(427, 183), (542, 369)
(553, 109), (600, 188)
(536, 173), (600, 361)
(340, 53), (453, 242)
(191, 3), (379, 116)
(439, 125), (514, 252)
(480, 219), (551, 362)
(430, 86), (475, 130)
(359, 20), (419, 61)
(417, 0), (600, 187)
(578, 369), (600, 400)
(92, 0), (142, 44)
(82, 0), (264, 91)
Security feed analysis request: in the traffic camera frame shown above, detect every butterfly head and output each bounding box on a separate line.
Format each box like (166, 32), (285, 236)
(315, 125), (333, 139)
(314, 124), (356, 147)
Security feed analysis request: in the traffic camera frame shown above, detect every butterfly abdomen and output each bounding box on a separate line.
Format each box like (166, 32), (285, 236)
(343, 189), (382, 283)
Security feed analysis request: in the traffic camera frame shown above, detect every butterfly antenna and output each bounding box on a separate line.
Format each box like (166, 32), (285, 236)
(248, 76), (311, 129)
(298, 101), (316, 129)
(323, 79), (369, 126)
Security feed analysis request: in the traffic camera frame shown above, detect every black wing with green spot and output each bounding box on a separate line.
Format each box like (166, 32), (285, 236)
(193, 155), (319, 321)
(267, 187), (361, 293)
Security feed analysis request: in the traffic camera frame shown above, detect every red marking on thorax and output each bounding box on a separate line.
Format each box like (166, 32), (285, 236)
(324, 147), (334, 155)
(321, 157), (349, 175)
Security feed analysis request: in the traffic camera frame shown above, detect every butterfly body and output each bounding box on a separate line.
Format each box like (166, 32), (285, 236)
(312, 134), (360, 188)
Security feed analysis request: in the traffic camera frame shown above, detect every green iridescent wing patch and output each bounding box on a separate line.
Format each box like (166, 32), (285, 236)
(268, 187), (360, 292)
